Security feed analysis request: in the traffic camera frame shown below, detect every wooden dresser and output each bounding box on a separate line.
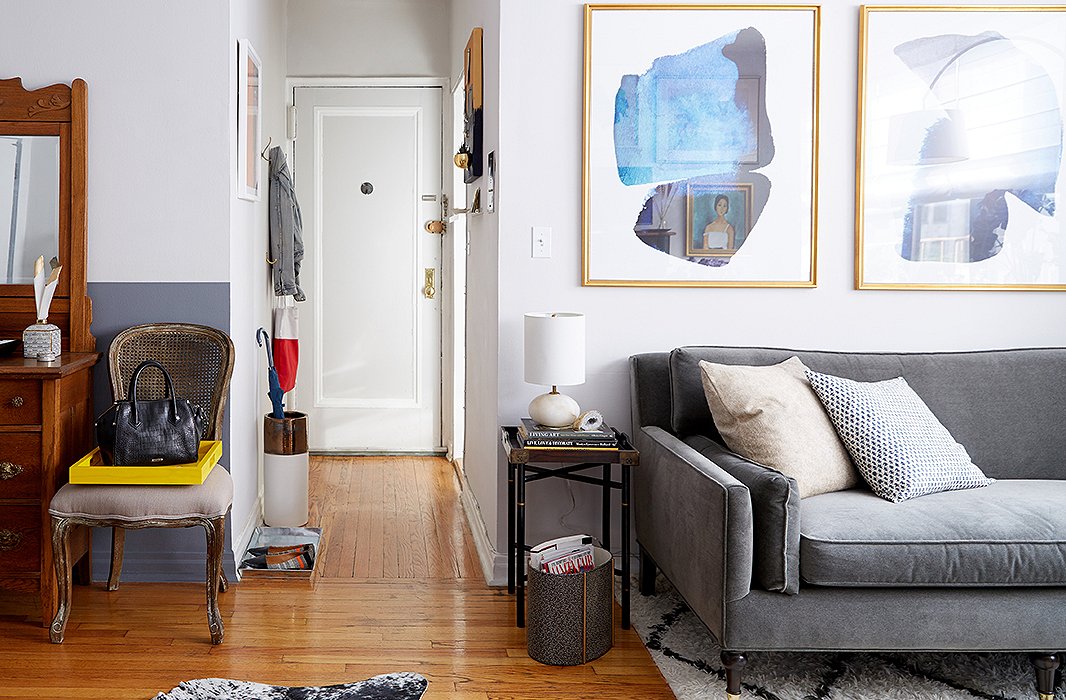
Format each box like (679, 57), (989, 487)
(0, 77), (98, 627)
(0, 353), (98, 624)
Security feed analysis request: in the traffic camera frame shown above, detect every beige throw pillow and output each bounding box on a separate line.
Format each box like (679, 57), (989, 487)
(699, 357), (859, 498)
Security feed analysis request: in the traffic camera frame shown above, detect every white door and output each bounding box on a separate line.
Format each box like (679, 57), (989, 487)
(293, 86), (443, 452)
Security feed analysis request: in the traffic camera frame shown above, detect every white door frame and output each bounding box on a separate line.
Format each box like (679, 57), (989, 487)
(285, 76), (464, 454)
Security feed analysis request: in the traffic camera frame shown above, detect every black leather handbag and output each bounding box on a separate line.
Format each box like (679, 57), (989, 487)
(95, 360), (206, 466)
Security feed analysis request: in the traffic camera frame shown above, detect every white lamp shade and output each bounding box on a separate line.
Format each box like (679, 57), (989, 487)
(524, 312), (585, 387)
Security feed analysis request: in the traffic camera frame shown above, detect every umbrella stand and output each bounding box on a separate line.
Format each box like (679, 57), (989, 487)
(257, 326), (309, 527)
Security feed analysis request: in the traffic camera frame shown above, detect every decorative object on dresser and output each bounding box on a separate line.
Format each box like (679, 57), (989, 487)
(21, 255), (62, 360)
(0, 76), (98, 628)
(523, 312), (586, 428)
(49, 323), (235, 645)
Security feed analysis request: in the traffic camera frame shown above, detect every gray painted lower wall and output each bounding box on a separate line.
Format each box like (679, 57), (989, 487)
(86, 281), (236, 582)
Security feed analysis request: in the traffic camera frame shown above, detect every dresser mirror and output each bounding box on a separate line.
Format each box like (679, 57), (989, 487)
(1, 135), (60, 285)
(0, 77), (92, 351)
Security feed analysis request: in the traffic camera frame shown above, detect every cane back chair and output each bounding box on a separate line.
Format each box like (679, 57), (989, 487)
(48, 323), (235, 644)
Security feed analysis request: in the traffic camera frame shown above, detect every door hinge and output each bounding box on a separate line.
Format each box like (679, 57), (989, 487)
(287, 105), (298, 140)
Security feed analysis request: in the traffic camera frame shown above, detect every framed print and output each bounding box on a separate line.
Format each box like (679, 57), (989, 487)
(582, 4), (819, 287)
(686, 183), (753, 258)
(237, 39), (262, 201)
(857, 6), (1066, 290)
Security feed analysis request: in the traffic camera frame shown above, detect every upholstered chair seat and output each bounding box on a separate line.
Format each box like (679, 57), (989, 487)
(50, 467), (233, 522)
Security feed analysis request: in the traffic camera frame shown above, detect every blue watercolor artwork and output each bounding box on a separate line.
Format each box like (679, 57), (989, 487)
(619, 27), (773, 264)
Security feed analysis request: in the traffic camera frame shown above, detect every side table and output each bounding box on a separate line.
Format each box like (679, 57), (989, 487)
(500, 426), (639, 629)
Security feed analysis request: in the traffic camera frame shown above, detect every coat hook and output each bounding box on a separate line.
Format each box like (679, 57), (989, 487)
(261, 136), (273, 161)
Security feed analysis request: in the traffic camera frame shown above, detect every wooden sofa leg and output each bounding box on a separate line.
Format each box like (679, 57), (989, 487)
(721, 650), (747, 699)
(639, 547), (657, 596)
(1031, 653), (1060, 700)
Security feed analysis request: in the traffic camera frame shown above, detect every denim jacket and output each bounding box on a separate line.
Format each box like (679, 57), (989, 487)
(268, 146), (305, 301)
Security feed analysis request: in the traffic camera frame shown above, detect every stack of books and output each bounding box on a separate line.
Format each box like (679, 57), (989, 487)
(518, 417), (618, 448)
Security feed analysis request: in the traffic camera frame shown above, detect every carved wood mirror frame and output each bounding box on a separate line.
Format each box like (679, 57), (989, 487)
(0, 77), (93, 352)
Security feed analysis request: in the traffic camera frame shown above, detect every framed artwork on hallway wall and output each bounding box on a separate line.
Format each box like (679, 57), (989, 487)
(582, 4), (820, 287)
(856, 6), (1066, 291)
(237, 39), (262, 201)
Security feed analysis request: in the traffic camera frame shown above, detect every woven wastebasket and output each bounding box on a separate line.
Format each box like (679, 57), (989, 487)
(526, 546), (613, 665)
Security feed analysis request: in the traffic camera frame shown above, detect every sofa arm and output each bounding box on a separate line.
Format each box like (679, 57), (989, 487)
(635, 426), (754, 640)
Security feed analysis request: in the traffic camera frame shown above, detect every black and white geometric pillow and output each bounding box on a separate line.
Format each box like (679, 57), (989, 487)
(804, 370), (993, 503)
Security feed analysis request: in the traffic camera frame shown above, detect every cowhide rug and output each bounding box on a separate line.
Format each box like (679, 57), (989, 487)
(154, 672), (428, 700)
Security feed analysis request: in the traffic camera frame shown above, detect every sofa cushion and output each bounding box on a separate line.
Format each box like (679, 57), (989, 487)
(806, 371), (994, 502)
(685, 435), (801, 594)
(698, 357), (859, 498)
(800, 480), (1066, 587)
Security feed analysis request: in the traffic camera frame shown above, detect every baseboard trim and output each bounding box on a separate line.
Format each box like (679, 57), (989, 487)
(232, 495), (263, 580)
(455, 466), (507, 587)
(90, 551), (238, 583)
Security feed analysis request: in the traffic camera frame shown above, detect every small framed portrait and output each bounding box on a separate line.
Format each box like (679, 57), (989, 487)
(237, 39), (262, 201)
(686, 183), (753, 258)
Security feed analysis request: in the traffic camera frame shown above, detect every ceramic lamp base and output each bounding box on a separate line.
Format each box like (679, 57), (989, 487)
(528, 390), (580, 428)
(23, 322), (61, 359)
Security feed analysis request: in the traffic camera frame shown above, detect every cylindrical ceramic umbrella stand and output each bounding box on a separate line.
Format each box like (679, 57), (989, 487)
(263, 411), (309, 527)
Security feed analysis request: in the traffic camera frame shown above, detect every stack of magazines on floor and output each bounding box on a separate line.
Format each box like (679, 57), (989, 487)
(241, 542), (316, 570)
(518, 417), (618, 448)
(530, 534), (597, 575)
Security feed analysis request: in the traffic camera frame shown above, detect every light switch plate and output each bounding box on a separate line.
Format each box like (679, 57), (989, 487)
(532, 226), (551, 258)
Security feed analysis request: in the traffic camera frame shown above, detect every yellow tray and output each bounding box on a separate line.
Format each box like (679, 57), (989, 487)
(69, 441), (222, 485)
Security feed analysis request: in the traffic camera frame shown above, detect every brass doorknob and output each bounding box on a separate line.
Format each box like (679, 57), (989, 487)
(425, 220), (446, 234)
(454, 150), (470, 169)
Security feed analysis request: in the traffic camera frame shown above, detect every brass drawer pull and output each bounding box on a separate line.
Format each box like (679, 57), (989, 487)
(0, 462), (23, 480)
(9, 396), (24, 408)
(0, 529), (22, 552)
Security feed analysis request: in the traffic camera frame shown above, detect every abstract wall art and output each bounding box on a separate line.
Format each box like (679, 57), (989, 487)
(857, 6), (1066, 290)
(582, 4), (819, 287)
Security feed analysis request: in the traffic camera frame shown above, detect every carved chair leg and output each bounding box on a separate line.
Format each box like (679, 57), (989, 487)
(49, 517), (73, 643)
(639, 546), (657, 596)
(1031, 653), (1060, 700)
(204, 516), (226, 644)
(219, 570), (229, 593)
(107, 527), (125, 591)
(721, 651), (747, 700)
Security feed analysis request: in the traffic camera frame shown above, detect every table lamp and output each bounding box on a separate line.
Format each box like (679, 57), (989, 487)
(524, 312), (585, 428)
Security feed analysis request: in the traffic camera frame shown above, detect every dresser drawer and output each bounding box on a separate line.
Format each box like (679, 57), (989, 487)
(0, 433), (42, 499)
(0, 380), (41, 426)
(0, 506), (41, 574)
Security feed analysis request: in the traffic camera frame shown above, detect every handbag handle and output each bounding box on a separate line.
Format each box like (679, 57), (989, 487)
(127, 359), (179, 425)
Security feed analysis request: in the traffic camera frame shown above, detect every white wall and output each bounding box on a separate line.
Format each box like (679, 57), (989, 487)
(0, 0), (231, 283)
(229, 0), (289, 562)
(451, 0), (501, 575)
(486, 0), (1066, 559)
(288, 0), (450, 77)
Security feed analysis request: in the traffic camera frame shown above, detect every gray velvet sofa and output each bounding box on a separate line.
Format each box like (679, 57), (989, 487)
(630, 346), (1066, 700)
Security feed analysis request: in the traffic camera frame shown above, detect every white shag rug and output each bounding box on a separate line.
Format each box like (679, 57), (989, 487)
(631, 577), (1059, 700)
(154, 672), (428, 700)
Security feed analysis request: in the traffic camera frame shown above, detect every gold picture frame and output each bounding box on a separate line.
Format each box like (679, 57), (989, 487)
(582, 4), (820, 287)
(856, 5), (1066, 290)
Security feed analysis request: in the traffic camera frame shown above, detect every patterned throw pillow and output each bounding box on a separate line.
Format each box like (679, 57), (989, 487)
(805, 370), (993, 503)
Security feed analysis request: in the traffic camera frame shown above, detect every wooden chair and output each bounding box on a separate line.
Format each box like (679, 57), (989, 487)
(48, 324), (235, 644)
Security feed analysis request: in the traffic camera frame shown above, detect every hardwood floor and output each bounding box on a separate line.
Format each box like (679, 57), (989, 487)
(0, 457), (673, 699)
